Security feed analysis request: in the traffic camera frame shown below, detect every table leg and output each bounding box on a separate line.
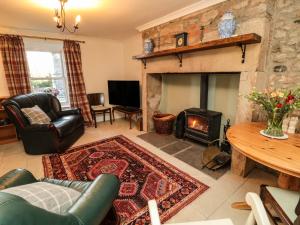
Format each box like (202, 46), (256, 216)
(278, 173), (300, 191)
(109, 109), (112, 125)
(139, 117), (143, 131)
(231, 147), (255, 177)
(129, 115), (132, 129)
(93, 112), (97, 128)
(112, 108), (115, 122)
(103, 112), (106, 122)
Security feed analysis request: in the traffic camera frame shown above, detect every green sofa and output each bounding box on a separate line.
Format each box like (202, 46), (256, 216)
(0, 169), (120, 225)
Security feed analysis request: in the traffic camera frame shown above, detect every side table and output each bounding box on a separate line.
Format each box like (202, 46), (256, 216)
(112, 106), (142, 129)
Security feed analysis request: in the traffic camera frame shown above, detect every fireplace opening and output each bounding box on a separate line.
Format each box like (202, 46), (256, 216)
(187, 115), (209, 133)
(157, 72), (240, 144)
(184, 108), (222, 144)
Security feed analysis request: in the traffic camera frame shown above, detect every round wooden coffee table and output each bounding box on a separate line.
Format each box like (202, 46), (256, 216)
(227, 122), (300, 190)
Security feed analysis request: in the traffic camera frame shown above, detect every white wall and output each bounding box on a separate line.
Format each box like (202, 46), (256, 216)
(122, 33), (143, 81)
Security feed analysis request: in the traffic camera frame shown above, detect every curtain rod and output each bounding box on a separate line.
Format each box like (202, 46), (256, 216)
(0, 33), (85, 44)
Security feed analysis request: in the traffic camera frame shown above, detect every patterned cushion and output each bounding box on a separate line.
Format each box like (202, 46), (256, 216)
(21, 105), (51, 124)
(1, 182), (81, 214)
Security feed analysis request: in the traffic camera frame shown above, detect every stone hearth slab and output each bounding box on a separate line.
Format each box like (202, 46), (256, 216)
(161, 141), (192, 154)
(174, 146), (229, 179)
(138, 132), (177, 148)
(138, 132), (229, 179)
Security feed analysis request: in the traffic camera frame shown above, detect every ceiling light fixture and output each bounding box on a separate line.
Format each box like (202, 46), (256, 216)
(53, 0), (81, 33)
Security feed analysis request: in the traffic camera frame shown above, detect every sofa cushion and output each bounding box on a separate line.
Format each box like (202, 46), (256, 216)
(1, 182), (81, 214)
(52, 114), (83, 138)
(21, 105), (51, 125)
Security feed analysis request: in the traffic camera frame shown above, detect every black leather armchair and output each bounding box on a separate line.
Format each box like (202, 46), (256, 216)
(2, 93), (85, 155)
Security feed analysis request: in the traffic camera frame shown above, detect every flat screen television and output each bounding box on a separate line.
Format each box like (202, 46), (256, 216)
(108, 80), (140, 108)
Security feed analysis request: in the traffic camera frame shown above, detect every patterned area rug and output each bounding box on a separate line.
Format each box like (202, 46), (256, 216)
(42, 135), (209, 224)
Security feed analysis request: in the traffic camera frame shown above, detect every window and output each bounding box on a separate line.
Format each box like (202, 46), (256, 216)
(26, 51), (70, 107)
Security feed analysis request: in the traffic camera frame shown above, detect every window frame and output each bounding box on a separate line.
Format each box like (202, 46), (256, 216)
(26, 50), (70, 108)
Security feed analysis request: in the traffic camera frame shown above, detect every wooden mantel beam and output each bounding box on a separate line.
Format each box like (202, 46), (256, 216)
(132, 33), (262, 67)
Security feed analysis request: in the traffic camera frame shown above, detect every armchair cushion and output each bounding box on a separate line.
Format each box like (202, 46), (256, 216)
(2, 182), (81, 214)
(52, 114), (84, 138)
(21, 105), (51, 125)
(58, 108), (81, 117)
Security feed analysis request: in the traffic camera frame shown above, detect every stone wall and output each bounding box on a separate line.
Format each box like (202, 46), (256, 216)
(142, 0), (300, 89)
(139, 0), (300, 130)
(267, 0), (300, 88)
(142, 0), (274, 63)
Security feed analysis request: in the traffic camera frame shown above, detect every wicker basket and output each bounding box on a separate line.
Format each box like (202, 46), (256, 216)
(153, 113), (176, 135)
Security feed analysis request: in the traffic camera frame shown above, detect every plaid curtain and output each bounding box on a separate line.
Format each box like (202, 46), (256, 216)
(63, 40), (92, 124)
(0, 35), (31, 96)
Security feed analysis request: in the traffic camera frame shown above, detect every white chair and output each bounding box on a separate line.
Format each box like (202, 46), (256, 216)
(148, 192), (271, 225)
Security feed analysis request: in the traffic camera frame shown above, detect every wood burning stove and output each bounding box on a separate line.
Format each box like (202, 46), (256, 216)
(182, 74), (222, 144)
(184, 108), (222, 144)
(174, 74), (223, 143)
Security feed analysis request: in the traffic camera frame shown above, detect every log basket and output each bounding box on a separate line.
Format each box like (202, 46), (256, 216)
(152, 112), (176, 135)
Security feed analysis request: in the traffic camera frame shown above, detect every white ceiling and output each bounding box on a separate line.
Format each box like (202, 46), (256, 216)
(0, 0), (204, 39)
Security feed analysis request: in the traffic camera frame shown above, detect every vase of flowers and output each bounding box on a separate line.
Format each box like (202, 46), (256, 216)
(247, 88), (300, 138)
(43, 87), (60, 97)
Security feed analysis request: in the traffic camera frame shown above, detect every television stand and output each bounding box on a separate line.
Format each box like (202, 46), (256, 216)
(112, 106), (142, 129)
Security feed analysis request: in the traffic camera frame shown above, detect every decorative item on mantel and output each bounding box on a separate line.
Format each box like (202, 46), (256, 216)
(199, 19), (214, 43)
(175, 32), (188, 47)
(247, 88), (300, 139)
(218, 11), (236, 39)
(144, 38), (154, 54)
(200, 26), (205, 42)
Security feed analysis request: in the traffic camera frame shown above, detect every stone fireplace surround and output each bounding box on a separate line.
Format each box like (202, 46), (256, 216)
(138, 0), (277, 132)
(142, 42), (267, 131)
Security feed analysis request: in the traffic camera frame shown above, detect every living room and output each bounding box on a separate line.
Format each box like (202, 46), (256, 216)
(0, 0), (299, 225)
